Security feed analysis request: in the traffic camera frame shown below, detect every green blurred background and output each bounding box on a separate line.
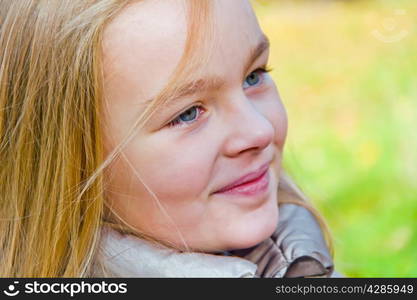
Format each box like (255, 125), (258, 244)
(253, 0), (417, 277)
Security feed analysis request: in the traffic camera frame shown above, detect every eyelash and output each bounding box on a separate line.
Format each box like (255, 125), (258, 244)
(167, 65), (273, 129)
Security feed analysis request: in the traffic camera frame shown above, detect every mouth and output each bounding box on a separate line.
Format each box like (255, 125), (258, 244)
(213, 162), (271, 197)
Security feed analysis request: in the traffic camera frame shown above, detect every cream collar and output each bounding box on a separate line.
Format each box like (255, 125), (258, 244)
(91, 203), (334, 278)
(92, 225), (258, 277)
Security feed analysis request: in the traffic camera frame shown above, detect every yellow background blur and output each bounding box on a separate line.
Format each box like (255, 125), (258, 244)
(254, 0), (417, 277)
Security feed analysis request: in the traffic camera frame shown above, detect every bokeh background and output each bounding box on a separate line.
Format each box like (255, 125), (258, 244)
(253, 0), (417, 277)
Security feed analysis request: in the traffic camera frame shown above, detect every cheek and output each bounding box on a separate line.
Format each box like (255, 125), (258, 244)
(126, 138), (214, 201)
(262, 88), (288, 150)
(274, 102), (288, 150)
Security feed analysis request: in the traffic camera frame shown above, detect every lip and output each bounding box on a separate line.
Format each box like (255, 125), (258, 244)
(213, 161), (271, 194)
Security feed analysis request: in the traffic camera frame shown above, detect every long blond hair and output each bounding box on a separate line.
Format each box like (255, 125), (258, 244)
(0, 0), (332, 277)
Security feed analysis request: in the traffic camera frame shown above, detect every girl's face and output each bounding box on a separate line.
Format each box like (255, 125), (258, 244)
(102, 0), (287, 252)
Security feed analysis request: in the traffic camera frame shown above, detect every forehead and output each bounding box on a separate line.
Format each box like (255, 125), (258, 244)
(102, 0), (263, 106)
(102, 0), (187, 90)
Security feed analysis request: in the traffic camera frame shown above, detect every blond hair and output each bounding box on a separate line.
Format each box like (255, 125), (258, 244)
(0, 0), (332, 277)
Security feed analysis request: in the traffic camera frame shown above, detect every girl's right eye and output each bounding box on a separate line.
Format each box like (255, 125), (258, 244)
(167, 105), (205, 128)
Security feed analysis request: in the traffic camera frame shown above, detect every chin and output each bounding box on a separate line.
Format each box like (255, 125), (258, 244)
(224, 203), (279, 251)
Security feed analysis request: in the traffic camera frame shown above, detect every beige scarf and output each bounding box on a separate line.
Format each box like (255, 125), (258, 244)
(91, 204), (337, 278)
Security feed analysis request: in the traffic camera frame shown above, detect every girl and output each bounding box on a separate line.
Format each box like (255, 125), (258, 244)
(0, 0), (339, 277)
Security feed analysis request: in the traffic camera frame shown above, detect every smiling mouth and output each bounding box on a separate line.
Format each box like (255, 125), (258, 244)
(213, 161), (271, 193)
(213, 167), (270, 197)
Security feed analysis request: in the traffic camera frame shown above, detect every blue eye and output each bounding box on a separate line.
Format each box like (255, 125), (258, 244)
(243, 67), (272, 89)
(168, 105), (205, 128)
(166, 66), (273, 129)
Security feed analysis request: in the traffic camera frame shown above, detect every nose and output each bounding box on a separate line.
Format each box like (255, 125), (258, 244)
(221, 93), (275, 157)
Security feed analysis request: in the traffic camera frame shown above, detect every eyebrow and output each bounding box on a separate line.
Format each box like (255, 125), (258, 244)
(143, 34), (270, 111)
